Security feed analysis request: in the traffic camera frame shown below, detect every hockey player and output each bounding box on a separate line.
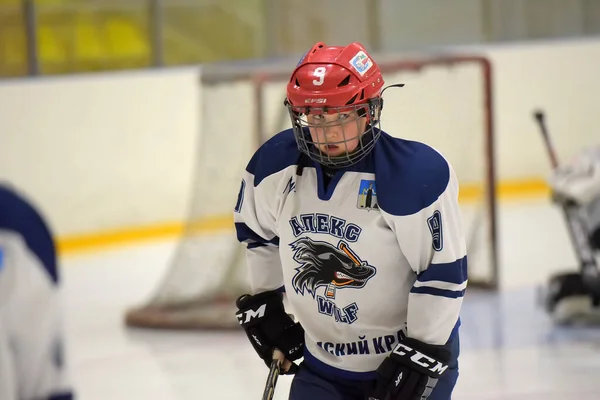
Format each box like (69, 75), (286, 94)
(549, 145), (600, 247)
(234, 42), (466, 400)
(0, 183), (74, 400)
(545, 145), (600, 323)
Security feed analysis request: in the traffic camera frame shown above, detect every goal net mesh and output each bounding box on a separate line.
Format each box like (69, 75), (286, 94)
(124, 52), (497, 330)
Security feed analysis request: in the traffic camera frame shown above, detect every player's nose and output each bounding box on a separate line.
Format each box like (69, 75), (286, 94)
(324, 124), (342, 139)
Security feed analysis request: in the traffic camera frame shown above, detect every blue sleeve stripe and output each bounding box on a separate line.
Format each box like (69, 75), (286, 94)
(417, 255), (467, 285)
(410, 286), (465, 299)
(235, 222), (279, 246)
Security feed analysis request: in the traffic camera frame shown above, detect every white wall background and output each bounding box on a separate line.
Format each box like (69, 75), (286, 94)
(0, 39), (599, 239)
(0, 67), (199, 236)
(470, 37), (600, 179)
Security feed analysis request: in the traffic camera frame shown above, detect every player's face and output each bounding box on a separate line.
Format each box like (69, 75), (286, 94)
(306, 110), (367, 157)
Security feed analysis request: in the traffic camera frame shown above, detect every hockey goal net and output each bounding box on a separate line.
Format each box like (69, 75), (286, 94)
(124, 52), (497, 330)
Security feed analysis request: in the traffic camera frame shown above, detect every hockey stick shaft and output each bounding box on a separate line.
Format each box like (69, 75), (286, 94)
(533, 110), (560, 170)
(261, 349), (284, 400)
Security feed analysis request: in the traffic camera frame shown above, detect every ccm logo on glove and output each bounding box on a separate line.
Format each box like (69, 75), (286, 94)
(237, 304), (267, 324)
(393, 343), (449, 375)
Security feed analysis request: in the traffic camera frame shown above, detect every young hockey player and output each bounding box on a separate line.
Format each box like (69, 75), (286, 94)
(0, 183), (74, 400)
(234, 42), (466, 400)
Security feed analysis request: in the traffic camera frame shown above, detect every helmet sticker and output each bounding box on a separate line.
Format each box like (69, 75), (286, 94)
(349, 51), (373, 76)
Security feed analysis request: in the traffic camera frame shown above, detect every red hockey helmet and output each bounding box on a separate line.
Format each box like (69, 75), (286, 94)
(285, 42), (385, 168)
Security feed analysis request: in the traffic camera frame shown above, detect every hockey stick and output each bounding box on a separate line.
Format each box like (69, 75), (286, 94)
(261, 349), (285, 400)
(533, 110), (599, 280)
(533, 110), (560, 169)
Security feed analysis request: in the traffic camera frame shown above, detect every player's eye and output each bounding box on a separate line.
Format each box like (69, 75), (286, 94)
(337, 112), (359, 124)
(308, 112), (354, 126)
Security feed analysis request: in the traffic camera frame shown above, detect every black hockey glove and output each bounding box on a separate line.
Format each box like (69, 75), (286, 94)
(369, 337), (451, 400)
(235, 291), (304, 374)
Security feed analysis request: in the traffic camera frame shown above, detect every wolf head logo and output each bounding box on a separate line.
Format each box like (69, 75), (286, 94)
(289, 237), (376, 298)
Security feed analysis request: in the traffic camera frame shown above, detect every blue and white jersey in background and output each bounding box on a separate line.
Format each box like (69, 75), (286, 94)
(234, 129), (467, 379)
(0, 184), (73, 400)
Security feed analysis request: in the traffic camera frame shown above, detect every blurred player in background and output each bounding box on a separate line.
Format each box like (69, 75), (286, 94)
(550, 146), (600, 248)
(546, 145), (600, 323)
(234, 42), (466, 400)
(0, 183), (74, 400)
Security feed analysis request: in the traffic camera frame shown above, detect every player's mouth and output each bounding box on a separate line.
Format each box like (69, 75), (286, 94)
(322, 144), (342, 154)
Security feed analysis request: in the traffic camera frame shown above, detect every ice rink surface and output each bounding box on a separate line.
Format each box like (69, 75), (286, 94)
(62, 199), (600, 399)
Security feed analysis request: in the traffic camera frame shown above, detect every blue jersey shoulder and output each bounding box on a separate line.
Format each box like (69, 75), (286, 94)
(246, 129), (301, 186)
(0, 184), (58, 284)
(374, 132), (451, 216)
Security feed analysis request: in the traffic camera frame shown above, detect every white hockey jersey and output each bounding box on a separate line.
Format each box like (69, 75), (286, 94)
(234, 129), (467, 379)
(0, 184), (73, 400)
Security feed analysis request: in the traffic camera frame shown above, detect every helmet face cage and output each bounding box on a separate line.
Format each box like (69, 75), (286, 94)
(287, 98), (383, 169)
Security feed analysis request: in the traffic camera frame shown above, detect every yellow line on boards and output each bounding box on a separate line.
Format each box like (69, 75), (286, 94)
(56, 178), (551, 256)
(459, 178), (550, 202)
(497, 178), (550, 198)
(57, 215), (233, 255)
